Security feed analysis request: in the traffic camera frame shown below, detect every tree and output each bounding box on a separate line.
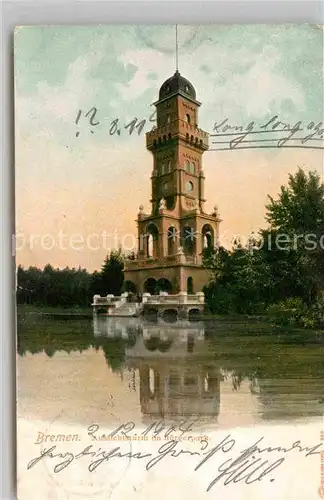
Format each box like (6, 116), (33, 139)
(16, 264), (93, 308)
(99, 250), (124, 296)
(266, 167), (324, 236)
(203, 243), (271, 314)
(203, 168), (324, 314)
(265, 167), (324, 303)
(16, 252), (126, 308)
(16, 265), (42, 305)
(122, 280), (137, 294)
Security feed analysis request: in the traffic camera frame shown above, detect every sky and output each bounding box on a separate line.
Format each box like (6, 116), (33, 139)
(14, 24), (323, 271)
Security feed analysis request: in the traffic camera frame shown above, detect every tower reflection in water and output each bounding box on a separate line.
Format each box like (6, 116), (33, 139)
(93, 316), (324, 422)
(93, 315), (221, 419)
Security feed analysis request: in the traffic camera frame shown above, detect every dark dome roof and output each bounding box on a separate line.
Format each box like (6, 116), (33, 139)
(159, 70), (196, 100)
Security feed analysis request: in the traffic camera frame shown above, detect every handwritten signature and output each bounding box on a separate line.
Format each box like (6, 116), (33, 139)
(75, 107), (157, 138)
(211, 116), (324, 151)
(87, 417), (198, 441)
(27, 420), (323, 492)
(74, 108), (323, 151)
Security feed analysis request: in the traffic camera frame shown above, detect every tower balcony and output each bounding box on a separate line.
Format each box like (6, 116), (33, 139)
(124, 253), (203, 271)
(146, 120), (209, 151)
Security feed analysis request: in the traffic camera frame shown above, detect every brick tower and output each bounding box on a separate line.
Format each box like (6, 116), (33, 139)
(124, 70), (221, 294)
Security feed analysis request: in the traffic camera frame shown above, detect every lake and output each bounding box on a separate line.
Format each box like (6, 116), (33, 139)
(17, 311), (324, 431)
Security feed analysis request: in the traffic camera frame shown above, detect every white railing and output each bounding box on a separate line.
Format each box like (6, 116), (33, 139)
(92, 292), (128, 306)
(92, 291), (204, 308)
(142, 291), (204, 305)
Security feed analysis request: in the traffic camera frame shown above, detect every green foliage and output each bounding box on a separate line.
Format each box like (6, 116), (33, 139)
(266, 168), (324, 236)
(264, 167), (324, 305)
(122, 280), (137, 293)
(203, 168), (324, 326)
(17, 250), (126, 308)
(266, 294), (324, 330)
(258, 229), (317, 305)
(266, 298), (307, 327)
(303, 291), (324, 329)
(17, 264), (94, 308)
(203, 242), (271, 315)
(98, 249), (124, 296)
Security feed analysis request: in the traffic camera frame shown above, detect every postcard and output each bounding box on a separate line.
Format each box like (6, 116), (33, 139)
(15, 24), (324, 499)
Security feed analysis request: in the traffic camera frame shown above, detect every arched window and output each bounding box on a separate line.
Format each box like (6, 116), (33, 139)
(185, 113), (191, 123)
(161, 163), (166, 175)
(202, 224), (214, 250)
(144, 278), (157, 295)
(149, 368), (155, 395)
(187, 276), (194, 294)
(166, 196), (176, 210)
(157, 278), (173, 294)
(139, 233), (145, 251)
(146, 224), (159, 258)
(190, 162), (195, 174)
(167, 115), (171, 123)
(203, 232), (212, 248)
(183, 227), (195, 254)
(185, 160), (190, 172)
(167, 226), (176, 255)
(168, 160), (172, 172)
(204, 375), (209, 392)
(147, 234), (154, 258)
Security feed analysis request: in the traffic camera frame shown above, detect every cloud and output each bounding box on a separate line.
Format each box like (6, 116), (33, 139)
(15, 25), (313, 147)
(214, 45), (305, 120)
(15, 49), (106, 140)
(113, 38), (306, 128)
(115, 49), (170, 102)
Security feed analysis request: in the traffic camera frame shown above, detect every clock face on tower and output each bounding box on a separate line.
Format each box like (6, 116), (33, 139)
(186, 181), (194, 192)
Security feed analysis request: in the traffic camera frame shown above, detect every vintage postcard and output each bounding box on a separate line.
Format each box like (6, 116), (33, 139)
(15, 25), (323, 499)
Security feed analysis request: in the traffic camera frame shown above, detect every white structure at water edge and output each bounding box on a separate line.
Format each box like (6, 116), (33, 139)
(92, 290), (205, 319)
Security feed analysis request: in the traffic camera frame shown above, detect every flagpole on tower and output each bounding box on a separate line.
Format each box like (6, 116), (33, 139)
(175, 24), (179, 72)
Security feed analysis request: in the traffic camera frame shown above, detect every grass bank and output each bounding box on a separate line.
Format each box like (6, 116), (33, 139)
(17, 304), (93, 318)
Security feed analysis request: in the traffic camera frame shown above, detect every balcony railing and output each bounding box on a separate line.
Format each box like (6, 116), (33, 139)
(124, 258), (160, 270)
(92, 291), (205, 308)
(142, 291), (205, 305)
(124, 254), (202, 270)
(146, 119), (209, 149)
(92, 293), (128, 306)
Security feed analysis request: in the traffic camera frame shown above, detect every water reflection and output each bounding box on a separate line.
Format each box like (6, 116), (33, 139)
(92, 316), (324, 421)
(125, 319), (221, 418)
(17, 312), (324, 425)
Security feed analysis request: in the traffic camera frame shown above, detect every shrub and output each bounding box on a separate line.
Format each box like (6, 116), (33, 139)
(306, 291), (324, 329)
(266, 297), (307, 327)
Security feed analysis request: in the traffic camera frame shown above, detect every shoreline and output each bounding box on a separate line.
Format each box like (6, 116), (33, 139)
(17, 304), (268, 322)
(16, 305), (324, 334)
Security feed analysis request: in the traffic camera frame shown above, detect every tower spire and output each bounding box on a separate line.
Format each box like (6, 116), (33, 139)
(175, 24), (179, 72)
